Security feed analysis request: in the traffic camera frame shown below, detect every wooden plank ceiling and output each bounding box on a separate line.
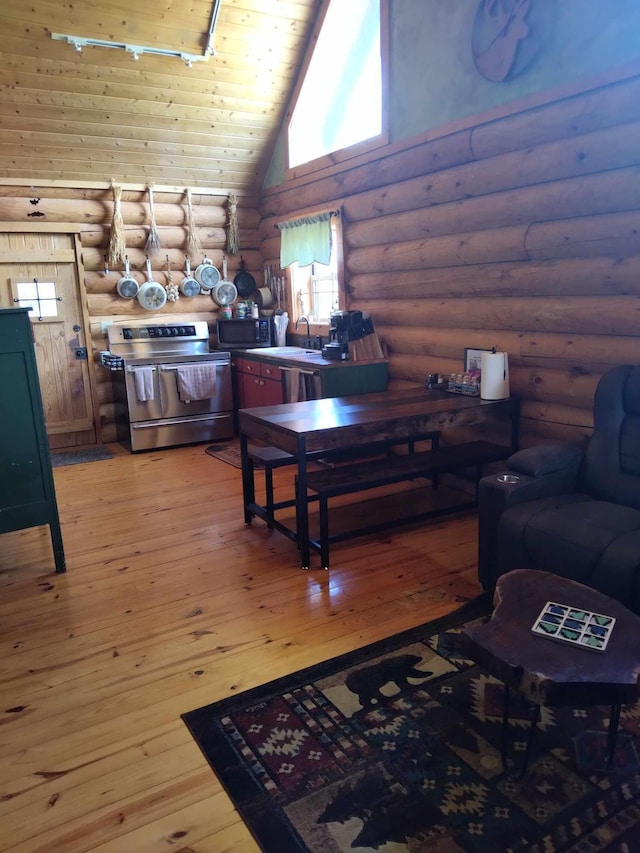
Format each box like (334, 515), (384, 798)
(0, 0), (320, 193)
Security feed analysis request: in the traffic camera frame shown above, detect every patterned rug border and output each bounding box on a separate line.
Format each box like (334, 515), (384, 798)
(205, 441), (252, 469)
(182, 596), (492, 849)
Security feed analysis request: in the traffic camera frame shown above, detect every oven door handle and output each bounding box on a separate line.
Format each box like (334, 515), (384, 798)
(159, 362), (230, 371)
(132, 413), (229, 429)
(126, 365), (157, 374)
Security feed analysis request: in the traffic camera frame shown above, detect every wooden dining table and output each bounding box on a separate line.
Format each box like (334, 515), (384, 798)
(238, 388), (519, 569)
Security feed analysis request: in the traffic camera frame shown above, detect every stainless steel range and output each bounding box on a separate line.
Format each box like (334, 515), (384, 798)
(106, 319), (233, 452)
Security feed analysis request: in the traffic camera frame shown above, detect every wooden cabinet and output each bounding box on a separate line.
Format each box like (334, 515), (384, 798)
(231, 351), (388, 415)
(233, 357), (284, 408)
(0, 308), (66, 572)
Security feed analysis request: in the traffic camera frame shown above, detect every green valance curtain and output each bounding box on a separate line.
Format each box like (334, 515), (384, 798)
(277, 211), (334, 268)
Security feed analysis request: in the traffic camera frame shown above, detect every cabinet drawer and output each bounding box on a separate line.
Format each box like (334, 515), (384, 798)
(260, 363), (282, 380)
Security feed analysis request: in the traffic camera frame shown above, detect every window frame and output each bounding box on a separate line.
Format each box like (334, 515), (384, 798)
(287, 212), (345, 334)
(284, 0), (389, 182)
(10, 276), (64, 323)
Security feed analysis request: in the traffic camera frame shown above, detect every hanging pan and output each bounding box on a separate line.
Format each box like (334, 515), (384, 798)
(234, 256), (256, 298)
(255, 287), (273, 309)
(212, 254), (238, 306)
(180, 257), (201, 297)
(116, 255), (139, 299)
(194, 255), (221, 292)
(137, 257), (167, 311)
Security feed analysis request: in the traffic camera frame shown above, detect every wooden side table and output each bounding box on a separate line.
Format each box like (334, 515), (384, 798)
(460, 570), (640, 777)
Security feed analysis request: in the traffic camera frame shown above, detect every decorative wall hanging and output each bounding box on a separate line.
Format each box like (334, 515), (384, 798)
(471, 0), (553, 82)
(185, 188), (202, 259)
(145, 184), (162, 255)
(165, 255), (180, 302)
(107, 181), (126, 267)
(226, 191), (240, 255)
(27, 197), (44, 217)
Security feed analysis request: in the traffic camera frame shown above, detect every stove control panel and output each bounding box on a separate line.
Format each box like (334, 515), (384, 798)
(122, 325), (197, 339)
(107, 320), (210, 352)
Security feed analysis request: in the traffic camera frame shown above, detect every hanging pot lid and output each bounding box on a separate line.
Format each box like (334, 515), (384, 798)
(234, 257), (257, 298)
(116, 256), (139, 299)
(194, 255), (221, 291)
(180, 257), (201, 297)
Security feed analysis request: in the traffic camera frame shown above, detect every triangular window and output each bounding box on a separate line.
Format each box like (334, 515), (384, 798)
(287, 0), (386, 171)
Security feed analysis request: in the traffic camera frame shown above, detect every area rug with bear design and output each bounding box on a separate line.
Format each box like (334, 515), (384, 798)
(182, 597), (640, 852)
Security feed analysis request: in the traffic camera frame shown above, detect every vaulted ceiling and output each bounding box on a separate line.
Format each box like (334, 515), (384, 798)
(0, 0), (320, 194)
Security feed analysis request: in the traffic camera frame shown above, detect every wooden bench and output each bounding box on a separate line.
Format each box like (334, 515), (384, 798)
(247, 444), (296, 528)
(302, 440), (511, 569)
(247, 432), (441, 530)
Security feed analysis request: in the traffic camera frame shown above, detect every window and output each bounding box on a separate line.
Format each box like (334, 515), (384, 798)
(289, 217), (342, 325)
(11, 278), (61, 322)
(288, 0), (384, 170)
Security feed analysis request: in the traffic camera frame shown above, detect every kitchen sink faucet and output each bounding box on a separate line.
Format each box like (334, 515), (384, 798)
(295, 315), (311, 347)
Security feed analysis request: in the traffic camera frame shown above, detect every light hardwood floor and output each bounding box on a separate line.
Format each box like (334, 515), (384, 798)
(0, 442), (483, 852)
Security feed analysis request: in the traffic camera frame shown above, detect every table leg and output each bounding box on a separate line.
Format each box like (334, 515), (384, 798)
(607, 703), (621, 765)
(240, 433), (255, 525)
(514, 703), (540, 780)
(500, 684), (511, 771)
(501, 684), (540, 780)
(296, 437), (310, 570)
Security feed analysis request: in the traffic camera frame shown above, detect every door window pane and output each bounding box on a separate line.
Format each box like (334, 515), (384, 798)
(14, 280), (59, 319)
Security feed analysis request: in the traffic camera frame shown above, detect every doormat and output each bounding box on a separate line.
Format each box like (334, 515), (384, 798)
(51, 446), (114, 467)
(182, 597), (640, 852)
(205, 441), (260, 469)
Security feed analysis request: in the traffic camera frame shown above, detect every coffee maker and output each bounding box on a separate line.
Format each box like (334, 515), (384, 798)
(322, 310), (364, 360)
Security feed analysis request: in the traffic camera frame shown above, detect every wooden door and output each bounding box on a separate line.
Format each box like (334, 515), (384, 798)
(0, 230), (97, 449)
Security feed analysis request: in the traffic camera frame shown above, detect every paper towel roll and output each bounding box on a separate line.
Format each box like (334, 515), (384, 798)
(480, 351), (510, 400)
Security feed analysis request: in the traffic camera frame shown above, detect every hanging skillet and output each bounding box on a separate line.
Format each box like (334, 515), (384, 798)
(116, 255), (139, 299)
(234, 256), (256, 298)
(212, 255), (238, 306)
(194, 255), (220, 292)
(180, 257), (201, 297)
(137, 257), (167, 311)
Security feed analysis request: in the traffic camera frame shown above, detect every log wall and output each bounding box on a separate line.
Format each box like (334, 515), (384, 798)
(0, 185), (262, 441)
(260, 71), (640, 446)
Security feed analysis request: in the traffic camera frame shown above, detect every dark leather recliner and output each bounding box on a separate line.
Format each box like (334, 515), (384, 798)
(478, 365), (640, 615)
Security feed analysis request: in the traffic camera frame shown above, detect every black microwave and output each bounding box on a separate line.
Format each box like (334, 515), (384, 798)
(216, 318), (273, 349)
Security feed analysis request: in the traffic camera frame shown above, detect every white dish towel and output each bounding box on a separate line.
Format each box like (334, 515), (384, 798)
(176, 364), (217, 403)
(133, 366), (155, 402)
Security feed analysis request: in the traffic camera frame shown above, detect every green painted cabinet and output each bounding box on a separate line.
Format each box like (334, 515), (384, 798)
(0, 308), (66, 572)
